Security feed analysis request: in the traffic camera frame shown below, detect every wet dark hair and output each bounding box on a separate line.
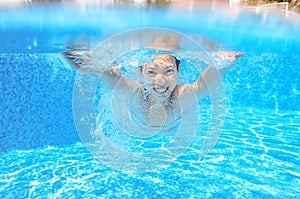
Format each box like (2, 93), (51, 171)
(174, 56), (180, 71)
(140, 55), (180, 72)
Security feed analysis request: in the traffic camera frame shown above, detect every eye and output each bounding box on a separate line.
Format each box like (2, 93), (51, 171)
(165, 68), (175, 74)
(146, 70), (156, 75)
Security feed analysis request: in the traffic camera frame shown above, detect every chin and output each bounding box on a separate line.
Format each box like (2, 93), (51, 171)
(153, 91), (172, 102)
(153, 90), (168, 97)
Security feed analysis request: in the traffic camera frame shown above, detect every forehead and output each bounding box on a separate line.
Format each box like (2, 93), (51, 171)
(145, 55), (176, 69)
(153, 55), (176, 64)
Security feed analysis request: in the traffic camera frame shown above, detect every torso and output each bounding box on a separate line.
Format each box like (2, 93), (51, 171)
(129, 87), (182, 127)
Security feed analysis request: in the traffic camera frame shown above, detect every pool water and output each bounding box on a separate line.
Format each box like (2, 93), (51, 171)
(1, 3), (300, 199)
(1, 106), (299, 198)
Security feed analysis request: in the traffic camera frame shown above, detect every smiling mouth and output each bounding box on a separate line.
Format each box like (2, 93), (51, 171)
(153, 87), (169, 96)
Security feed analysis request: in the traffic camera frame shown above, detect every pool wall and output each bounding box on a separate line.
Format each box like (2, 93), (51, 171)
(0, 54), (79, 152)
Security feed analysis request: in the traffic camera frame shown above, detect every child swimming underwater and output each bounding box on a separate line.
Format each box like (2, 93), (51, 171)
(63, 50), (244, 127)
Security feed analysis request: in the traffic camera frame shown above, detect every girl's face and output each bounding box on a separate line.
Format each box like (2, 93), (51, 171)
(141, 55), (178, 101)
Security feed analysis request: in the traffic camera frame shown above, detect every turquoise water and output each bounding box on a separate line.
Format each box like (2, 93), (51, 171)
(0, 108), (300, 198)
(1, 107), (299, 198)
(1, 3), (300, 199)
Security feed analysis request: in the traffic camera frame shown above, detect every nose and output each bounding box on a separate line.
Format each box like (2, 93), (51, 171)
(153, 74), (166, 86)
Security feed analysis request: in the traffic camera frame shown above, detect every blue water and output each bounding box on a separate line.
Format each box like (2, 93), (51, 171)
(1, 3), (300, 199)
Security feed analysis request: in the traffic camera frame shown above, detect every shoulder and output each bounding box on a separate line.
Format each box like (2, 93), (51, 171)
(173, 84), (195, 97)
(173, 84), (198, 114)
(120, 76), (142, 89)
(173, 84), (198, 104)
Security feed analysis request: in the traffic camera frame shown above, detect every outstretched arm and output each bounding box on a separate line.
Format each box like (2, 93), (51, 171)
(193, 52), (245, 99)
(177, 51), (245, 100)
(61, 51), (140, 90)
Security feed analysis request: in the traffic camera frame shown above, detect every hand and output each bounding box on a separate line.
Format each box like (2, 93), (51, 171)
(62, 50), (122, 76)
(61, 51), (96, 73)
(211, 51), (245, 71)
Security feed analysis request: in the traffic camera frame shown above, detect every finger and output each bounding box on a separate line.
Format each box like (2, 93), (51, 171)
(235, 52), (246, 59)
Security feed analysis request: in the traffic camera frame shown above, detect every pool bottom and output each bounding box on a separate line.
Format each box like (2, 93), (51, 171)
(1, 107), (299, 199)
